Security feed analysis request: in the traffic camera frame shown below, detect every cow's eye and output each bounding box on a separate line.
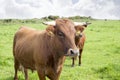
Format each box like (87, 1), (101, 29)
(57, 31), (65, 38)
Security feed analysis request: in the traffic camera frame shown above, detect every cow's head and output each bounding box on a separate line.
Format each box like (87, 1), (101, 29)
(44, 19), (80, 57)
(74, 22), (91, 38)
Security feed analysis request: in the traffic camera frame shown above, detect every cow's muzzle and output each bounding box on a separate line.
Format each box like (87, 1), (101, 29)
(65, 48), (79, 57)
(76, 31), (82, 38)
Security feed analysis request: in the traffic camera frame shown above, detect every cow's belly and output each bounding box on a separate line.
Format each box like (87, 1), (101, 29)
(15, 42), (36, 70)
(20, 59), (35, 70)
(18, 53), (35, 70)
(16, 51), (36, 70)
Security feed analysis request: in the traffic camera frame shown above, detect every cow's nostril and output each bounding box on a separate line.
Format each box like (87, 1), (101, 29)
(70, 50), (74, 54)
(67, 49), (79, 56)
(79, 33), (82, 37)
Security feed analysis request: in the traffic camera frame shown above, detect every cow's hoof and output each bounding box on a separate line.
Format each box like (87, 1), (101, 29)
(14, 77), (18, 80)
(71, 65), (74, 67)
(78, 64), (81, 66)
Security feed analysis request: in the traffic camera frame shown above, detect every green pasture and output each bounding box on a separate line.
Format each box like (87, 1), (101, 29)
(0, 20), (120, 80)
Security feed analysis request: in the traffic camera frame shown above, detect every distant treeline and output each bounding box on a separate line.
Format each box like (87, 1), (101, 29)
(42, 15), (93, 21)
(0, 15), (94, 23)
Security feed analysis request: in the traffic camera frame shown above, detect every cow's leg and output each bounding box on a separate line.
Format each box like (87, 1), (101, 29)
(36, 66), (46, 80)
(56, 67), (63, 80)
(72, 58), (75, 67)
(47, 72), (56, 80)
(24, 68), (28, 80)
(78, 49), (83, 66)
(14, 59), (20, 80)
(46, 69), (57, 80)
(48, 66), (62, 80)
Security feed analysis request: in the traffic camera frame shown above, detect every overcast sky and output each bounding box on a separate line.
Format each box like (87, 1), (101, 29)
(0, 0), (120, 19)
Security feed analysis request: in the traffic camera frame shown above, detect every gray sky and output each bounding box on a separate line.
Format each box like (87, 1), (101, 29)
(0, 0), (120, 19)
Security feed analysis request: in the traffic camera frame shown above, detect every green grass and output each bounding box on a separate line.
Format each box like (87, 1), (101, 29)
(0, 20), (120, 80)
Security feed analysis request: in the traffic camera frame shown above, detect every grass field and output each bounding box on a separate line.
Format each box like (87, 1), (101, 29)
(0, 20), (120, 80)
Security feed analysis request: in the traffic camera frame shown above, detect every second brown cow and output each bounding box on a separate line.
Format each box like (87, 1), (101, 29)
(71, 22), (91, 67)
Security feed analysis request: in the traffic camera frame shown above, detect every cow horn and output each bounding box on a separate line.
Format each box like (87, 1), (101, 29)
(86, 22), (91, 25)
(74, 22), (91, 26)
(43, 21), (56, 25)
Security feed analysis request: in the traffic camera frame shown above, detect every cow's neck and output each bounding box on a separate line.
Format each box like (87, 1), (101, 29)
(75, 36), (80, 45)
(45, 34), (65, 68)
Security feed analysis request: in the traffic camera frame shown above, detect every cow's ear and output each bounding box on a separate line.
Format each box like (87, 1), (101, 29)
(46, 25), (55, 36)
(83, 24), (87, 27)
(83, 22), (91, 27)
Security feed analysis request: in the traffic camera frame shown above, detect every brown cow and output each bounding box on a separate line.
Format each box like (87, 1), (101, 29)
(13, 19), (79, 80)
(72, 23), (91, 67)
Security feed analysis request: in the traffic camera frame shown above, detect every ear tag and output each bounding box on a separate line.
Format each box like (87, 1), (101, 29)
(76, 31), (81, 35)
(49, 31), (53, 35)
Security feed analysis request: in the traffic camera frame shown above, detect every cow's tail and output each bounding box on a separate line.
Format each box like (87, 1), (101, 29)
(13, 33), (17, 56)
